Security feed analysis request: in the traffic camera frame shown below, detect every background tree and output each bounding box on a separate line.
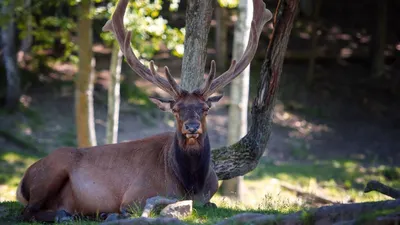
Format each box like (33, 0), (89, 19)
(220, 0), (252, 200)
(106, 41), (122, 144)
(214, 0), (231, 71)
(371, 0), (388, 78)
(75, 0), (97, 147)
(1, 0), (20, 110)
(305, 0), (321, 85)
(17, 0), (32, 66)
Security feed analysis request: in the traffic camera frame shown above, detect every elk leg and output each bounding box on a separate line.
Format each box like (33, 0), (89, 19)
(21, 148), (75, 222)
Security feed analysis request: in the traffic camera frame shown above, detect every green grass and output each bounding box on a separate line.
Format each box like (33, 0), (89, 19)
(0, 200), (299, 225)
(0, 147), (398, 224)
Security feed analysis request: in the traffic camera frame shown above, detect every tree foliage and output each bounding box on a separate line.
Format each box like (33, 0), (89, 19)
(2, 0), (184, 71)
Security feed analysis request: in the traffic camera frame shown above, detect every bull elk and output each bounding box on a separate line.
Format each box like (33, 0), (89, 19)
(16, 0), (272, 222)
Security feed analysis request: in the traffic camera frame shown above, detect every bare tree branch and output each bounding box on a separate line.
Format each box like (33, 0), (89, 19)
(212, 0), (300, 180)
(364, 180), (400, 199)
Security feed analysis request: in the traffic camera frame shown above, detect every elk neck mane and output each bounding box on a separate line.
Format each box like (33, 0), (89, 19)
(168, 131), (211, 195)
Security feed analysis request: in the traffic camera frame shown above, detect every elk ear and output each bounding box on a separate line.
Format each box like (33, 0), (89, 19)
(206, 95), (223, 107)
(149, 97), (175, 112)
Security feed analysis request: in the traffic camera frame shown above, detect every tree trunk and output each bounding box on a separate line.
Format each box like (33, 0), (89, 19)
(1, 1), (20, 110)
(17, 0), (33, 66)
(21, 0), (32, 52)
(106, 41), (123, 144)
(75, 0), (97, 147)
(306, 0), (321, 86)
(211, 0), (299, 180)
(180, 0), (214, 91)
(215, 2), (229, 71)
(220, 0), (252, 199)
(371, 0), (387, 78)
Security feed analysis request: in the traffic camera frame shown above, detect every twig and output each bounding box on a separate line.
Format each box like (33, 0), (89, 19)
(364, 180), (400, 199)
(280, 181), (339, 204)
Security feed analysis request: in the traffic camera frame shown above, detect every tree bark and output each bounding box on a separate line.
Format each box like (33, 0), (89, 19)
(211, 0), (299, 180)
(75, 0), (97, 147)
(180, 0), (214, 91)
(220, 0), (252, 199)
(1, 1), (20, 110)
(106, 41), (123, 144)
(215, 2), (229, 71)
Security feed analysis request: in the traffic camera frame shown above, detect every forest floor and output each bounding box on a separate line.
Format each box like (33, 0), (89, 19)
(0, 57), (399, 224)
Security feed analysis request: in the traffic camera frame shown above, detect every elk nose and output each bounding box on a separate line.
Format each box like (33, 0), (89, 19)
(185, 123), (200, 133)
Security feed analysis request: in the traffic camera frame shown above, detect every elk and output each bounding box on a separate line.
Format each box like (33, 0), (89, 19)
(16, 0), (272, 222)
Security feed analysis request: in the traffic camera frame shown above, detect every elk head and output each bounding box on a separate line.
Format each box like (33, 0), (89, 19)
(103, 0), (272, 146)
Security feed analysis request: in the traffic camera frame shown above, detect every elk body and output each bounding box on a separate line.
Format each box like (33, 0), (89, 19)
(16, 0), (272, 222)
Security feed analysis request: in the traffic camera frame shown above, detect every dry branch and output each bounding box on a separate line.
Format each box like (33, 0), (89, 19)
(364, 180), (400, 199)
(279, 182), (340, 205)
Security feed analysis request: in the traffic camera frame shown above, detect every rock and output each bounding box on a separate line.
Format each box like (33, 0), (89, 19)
(160, 200), (193, 219)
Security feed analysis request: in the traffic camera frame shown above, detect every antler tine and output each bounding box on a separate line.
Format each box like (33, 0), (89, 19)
(199, 60), (216, 95)
(203, 0), (273, 98)
(164, 66), (181, 96)
(102, 0), (180, 99)
(202, 60), (236, 98)
(149, 61), (181, 96)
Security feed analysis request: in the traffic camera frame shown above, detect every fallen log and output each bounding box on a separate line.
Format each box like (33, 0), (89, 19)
(216, 199), (400, 225)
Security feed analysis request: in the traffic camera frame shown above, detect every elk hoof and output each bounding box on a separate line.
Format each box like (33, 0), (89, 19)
(203, 202), (217, 208)
(55, 210), (73, 223)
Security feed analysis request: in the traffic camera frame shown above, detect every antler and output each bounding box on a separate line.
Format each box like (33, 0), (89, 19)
(200, 0), (273, 98)
(103, 0), (181, 98)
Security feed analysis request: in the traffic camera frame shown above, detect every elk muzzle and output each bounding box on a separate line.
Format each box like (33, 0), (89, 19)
(182, 121), (202, 139)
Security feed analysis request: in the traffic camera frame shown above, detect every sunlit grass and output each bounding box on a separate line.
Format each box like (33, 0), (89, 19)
(0, 151), (40, 202)
(245, 159), (400, 203)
